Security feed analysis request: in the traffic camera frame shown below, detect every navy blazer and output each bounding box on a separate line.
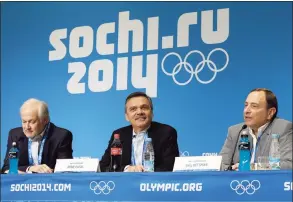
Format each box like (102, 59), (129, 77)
(1, 122), (73, 173)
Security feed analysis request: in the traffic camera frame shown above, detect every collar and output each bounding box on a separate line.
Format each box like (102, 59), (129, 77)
(248, 122), (269, 138)
(132, 125), (150, 138)
(29, 126), (46, 142)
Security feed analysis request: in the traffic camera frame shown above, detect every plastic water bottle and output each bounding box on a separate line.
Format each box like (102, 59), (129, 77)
(110, 134), (122, 172)
(143, 138), (155, 172)
(269, 134), (281, 170)
(9, 142), (19, 174)
(238, 131), (251, 171)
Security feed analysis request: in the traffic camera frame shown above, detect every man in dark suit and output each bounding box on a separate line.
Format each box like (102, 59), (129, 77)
(99, 92), (179, 172)
(2, 98), (73, 174)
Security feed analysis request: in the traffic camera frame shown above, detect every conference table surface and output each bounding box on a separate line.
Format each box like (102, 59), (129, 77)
(1, 170), (292, 202)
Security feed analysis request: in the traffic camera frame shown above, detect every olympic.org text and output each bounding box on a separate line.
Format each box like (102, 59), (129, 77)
(140, 183), (202, 192)
(10, 183), (71, 192)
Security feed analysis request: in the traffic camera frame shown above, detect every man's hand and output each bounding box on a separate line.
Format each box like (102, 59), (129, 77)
(126, 165), (144, 172)
(232, 163), (239, 171)
(28, 164), (53, 173)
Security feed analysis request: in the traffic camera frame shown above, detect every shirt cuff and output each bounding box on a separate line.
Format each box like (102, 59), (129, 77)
(26, 166), (33, 173)
(124, 165), (130, 172)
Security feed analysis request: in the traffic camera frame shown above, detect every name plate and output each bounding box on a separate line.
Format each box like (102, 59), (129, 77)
(173, 156), (222, 172)
(54, 158), (100, 173)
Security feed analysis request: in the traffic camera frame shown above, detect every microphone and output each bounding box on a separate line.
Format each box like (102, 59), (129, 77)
(225, 124), (247, 171)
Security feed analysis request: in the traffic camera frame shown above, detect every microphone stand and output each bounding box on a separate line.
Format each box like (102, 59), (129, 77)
(225, 124), (247, 171)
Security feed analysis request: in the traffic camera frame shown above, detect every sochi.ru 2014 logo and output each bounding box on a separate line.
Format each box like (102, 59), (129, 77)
(89, 181), (115, 195)
(49, 9), (230, 97)
(230, 180), (261, 195)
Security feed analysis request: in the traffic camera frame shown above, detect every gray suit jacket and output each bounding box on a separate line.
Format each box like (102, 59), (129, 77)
(219, 118), (292, 170)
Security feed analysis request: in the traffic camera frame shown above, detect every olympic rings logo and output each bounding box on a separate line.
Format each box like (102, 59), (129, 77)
(180, 151), (189, 157)
(230, 180), (261, 195)
(89, 181), (115, 195)
(161, 48), (229, 85)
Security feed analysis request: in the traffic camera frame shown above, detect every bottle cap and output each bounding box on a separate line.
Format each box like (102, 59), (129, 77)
(241, 130), (248, 135)
(271, 133), (280, 139)
(114, 134), (120, 139)
(12, 142), (16, 146)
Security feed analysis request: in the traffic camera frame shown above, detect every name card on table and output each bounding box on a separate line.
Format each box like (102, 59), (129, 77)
(173, 156), (222, 172)
(54, 158), (100, 173)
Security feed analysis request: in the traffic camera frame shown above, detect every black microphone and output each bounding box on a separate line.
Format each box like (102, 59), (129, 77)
(225, 124), (247, 171)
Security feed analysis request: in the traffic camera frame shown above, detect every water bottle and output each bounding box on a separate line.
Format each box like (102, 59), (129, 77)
(9, 142), (19, 174)
(238, 131), (251, 171)
(143, 138), (155, 172)
(269, 133), (281, 170)
(109, 134), (122, 172)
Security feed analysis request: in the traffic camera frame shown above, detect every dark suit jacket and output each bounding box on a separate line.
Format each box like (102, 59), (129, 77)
(1, 122), (73, 173)
(99, 121), (179, 172)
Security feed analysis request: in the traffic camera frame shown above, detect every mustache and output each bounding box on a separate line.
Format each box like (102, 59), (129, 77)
(24, 129), (33, 132)
(135, 115), (146, 120)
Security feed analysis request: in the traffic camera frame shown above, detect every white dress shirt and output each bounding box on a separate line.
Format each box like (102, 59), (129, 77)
(26, 129), (46, 172)
(132, 130), (148, 166)
(124, 128), (149, 172)
(248, 122), (269, 163)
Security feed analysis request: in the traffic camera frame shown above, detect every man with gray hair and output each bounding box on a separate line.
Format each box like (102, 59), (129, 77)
(100, 92), (179, 172)
(2, 98), (73, 173)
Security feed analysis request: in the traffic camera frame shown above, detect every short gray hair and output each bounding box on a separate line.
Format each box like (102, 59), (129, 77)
(20, 98), (50, 121)
(125, 92), (153, 113)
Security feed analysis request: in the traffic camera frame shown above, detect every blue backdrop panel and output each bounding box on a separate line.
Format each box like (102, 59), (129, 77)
(1, 2), (292, 164)
(1, 171), (292, 201)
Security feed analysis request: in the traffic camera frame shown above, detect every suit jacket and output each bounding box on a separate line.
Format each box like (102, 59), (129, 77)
(219, 118), (292, 170)
(1, 122), (73, 173)
(99, 121), (179, 172)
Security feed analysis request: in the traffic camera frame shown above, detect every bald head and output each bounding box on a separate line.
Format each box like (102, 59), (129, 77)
(20, 98), (50, 139)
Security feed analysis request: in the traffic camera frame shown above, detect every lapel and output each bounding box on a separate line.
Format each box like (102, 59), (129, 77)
(41, 123), (54, 163)
(147, 122), (159, 151)
(233, 120), (275, 164)
(124, 122), (156, 164)
(256, 120), (274, 157)
(18, 133), (29, 165)
(147, 123), (154, 139)
(147, 122), (156, 141)
(121, 126), (133, 164)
